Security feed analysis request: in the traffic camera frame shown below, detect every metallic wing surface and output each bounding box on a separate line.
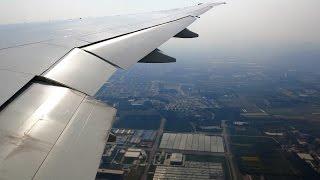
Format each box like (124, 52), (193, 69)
(0, 1), (224, 179)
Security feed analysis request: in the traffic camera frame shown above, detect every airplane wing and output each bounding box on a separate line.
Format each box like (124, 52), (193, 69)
(0, 2), (225, 179)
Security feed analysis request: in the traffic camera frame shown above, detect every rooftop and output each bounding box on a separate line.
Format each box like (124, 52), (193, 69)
(297, 153), (314, 161)
(124, 151), (140, 158)
(170, 153), (183, 163)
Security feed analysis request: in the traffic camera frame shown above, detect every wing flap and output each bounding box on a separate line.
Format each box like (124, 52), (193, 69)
(33, 98), (115, 180)
(0, 83), (116, 180)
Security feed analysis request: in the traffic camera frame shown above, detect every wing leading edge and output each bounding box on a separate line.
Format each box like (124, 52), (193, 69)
(0, 1), (225, 179)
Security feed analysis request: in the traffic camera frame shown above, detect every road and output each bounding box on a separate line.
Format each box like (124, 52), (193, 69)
(222, 120), (239, 180)
(141, 118), (166, 180)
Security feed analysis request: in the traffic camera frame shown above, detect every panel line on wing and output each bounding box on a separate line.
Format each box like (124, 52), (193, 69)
(0, 40), (54, 51)
(82, 50), (122, 69)
(30, 95), (86, 180)
(78, 15), (192, 49)
(41, 48), (118, 96)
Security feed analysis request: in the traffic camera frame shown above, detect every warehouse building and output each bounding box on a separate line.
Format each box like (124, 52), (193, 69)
(159, 133), (225, 153)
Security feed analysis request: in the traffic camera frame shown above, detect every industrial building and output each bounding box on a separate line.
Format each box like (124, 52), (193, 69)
(169, 153), (184, 165)
(159, 133), (225, 153)
(111, 128), (157, 148)
(124, 148), (146, 163)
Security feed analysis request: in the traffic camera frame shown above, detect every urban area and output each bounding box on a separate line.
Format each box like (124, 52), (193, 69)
(94, 59), (320, 180)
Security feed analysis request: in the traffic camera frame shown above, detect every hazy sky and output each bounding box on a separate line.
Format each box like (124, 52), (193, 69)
(160, 0), (320, 69)
(1, 0), (319, 70)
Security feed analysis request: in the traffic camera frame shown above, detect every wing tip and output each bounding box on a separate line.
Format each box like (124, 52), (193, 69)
(198, 1), (227, 6)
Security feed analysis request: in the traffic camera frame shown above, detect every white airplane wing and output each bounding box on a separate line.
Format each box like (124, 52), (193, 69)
(0, 2), (224, 179)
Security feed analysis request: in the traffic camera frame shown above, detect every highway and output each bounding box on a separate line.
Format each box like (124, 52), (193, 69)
(222, 120), (239, 180)
(141, 118), (166, 180)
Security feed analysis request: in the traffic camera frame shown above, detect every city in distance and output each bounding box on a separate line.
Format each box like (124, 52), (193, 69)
(94, 0), (320, 180)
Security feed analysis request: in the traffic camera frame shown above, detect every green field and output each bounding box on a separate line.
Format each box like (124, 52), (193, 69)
(231, 136), (297, 177)
(113, 110), (161, 130)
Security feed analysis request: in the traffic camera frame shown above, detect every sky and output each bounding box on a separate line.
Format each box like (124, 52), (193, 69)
(1, 0), (320, 71)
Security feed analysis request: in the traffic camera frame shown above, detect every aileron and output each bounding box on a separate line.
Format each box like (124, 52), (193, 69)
(83, 16), (196, 69)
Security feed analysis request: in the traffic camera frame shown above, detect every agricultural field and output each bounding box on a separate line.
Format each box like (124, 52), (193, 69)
(113, 110), (161, 130)
(231, 136), (299, 179)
